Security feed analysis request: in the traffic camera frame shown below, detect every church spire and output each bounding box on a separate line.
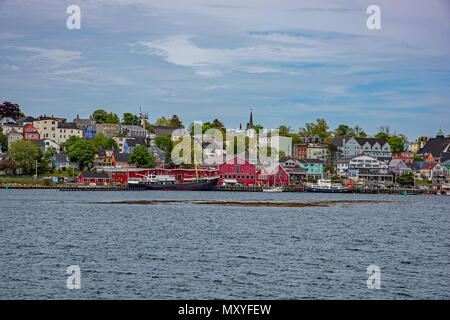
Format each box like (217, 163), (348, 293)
(247, 108), (254, 130)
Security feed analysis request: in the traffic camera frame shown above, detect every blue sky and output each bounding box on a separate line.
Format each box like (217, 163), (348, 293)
(1, 0), (449, 140)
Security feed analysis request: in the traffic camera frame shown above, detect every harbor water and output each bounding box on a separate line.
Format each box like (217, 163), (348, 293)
(0, 189), (449, 299)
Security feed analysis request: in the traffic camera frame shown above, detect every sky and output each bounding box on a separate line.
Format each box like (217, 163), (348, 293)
(0, 0), (449, 140)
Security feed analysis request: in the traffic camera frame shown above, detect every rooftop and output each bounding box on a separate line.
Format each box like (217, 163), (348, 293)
(58, 122), (79, 129)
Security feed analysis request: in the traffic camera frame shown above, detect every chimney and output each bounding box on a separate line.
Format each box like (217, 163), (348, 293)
(77, 114), (80, 120)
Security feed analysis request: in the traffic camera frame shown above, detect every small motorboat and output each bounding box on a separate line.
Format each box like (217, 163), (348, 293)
(263, 186), (283, 192)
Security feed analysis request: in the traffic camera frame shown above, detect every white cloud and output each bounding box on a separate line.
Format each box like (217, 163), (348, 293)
(204, 84), (232, 90)
(195, 70), (223, 77)
(0, 64), (20, 71)
(6, 46), (82, 65)
(131, 34), (339, 76)
(134, 35), (320, 67)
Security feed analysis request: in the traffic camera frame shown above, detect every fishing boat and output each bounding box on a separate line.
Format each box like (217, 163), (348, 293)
(305, 179), (353, 193)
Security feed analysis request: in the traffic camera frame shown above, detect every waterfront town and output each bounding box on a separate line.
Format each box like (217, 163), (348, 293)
(0, 101), (449, 193)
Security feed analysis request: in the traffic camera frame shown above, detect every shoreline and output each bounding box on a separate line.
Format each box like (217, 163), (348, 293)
(0, 183), (443, 195)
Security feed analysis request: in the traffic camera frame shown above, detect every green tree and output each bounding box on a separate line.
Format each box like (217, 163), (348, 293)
(253, 124), (263, 133)
(0, 131), (7, 151)
(278, 125), (291, 137)
(378, 126), (391, 136)
(154, 116), (171, 126)
(122, 113), (140, 126)
(105, 112), (120, 124)
(92, 109), (108, 123)
(66, 166), (78, 178)
(353, 125), (366, 137)
(375, 132), (389, 140)
(91, 132), (118, 150)
(155, 136), (172, 152)
(202, 122), (215, 133)
(335, 124), (353, 137)
(154, 135), (173, 166)
(129, 145), (156, 168)
(288, 133), (302, 144)
(66, 139), (97, 169)
(169, 114), (184, 127)
(1, 159), (18, 173)
(388, 136), (405, 153)
(144, 122), (153, 132)
(211, 118), (224, 130)
(0, 101), (23, 120)
(9, 140), (42, 174)
(61, 136), (84, 152)
(299, 118), (330, 138)
(331, 175), (341, 183)
(398, 172), (414, 186)
(326, 143), (340, 166)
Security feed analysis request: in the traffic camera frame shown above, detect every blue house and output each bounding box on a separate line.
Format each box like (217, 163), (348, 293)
(298, 159), (324, 178)
(85, 124), (97, 139)
(124, 137), (147, 154)
(123, 139), (132, 154)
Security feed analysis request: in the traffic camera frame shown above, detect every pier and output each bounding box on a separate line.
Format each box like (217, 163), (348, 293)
(353, 187), (439, 195)
(215, 185), (263, 192)
(1, 183), (444, 195)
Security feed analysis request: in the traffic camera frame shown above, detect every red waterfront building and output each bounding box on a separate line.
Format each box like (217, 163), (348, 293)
(23, 124), (40, 140)
(78, 172), (111, 185)
(256, 164), (290, 187)
(218, 156), (256, 186)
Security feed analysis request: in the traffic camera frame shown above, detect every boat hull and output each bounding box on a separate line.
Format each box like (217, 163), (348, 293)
(129, 178), (219, 191)
(305, 187), (353, 193)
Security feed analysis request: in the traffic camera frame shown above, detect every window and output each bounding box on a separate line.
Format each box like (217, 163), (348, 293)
(177, 174), (182, 180)
(236, 167), (240, 173)
(219, 174), (222, 178)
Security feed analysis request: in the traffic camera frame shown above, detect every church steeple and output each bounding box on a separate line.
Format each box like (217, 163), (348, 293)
(247, 108), (254, 130)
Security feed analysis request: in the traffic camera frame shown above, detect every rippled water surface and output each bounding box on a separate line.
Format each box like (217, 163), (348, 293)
(0, 189), (449, 299)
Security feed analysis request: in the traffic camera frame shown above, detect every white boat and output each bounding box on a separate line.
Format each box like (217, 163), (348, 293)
(441, 184), (450, 196)
(263, 186), (283, 192)
(305, 179), (353, 193)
